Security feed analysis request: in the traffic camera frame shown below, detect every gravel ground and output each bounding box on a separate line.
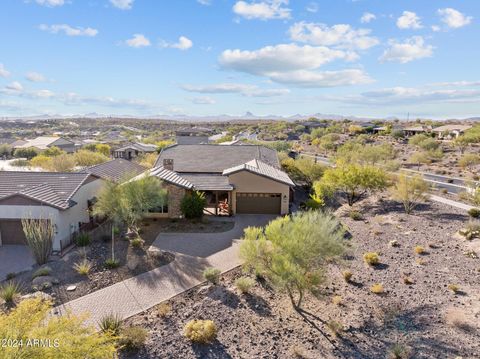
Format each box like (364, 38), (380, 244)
(120, 195), (479, 359)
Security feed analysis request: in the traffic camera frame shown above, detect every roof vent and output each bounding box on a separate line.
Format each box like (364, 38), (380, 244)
(163, 159), (174, 171)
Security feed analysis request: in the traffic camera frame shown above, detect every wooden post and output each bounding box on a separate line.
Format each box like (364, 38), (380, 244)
(215, 191), (219, 216)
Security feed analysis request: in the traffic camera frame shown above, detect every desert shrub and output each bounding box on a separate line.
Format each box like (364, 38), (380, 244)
(203, 268), (221, 285)
(326, 320), (343, 337)
(332, 295), (342, 306)
(21, 217), (54, 265)
(403, 276), (414, 285)
(234, 277), (255, 294)
(290, 345), (309, 358)
(76, 232), (91, 247)
(130, 237), (144, 248)
(9, 159), (29, 167)
(348, 210), (363, 221)
(342, 270), (353, 282)
(98, 313), (122, 335)
(414, 246), (425, 255)
(14, 147), (38, 159)
(370, 283), (384, 294)
(74, 149), (109, 167)
(73, 259), (92, 275)
(389, 343), (411, 359)
(184, 320), (217, 344)
(157, 302), (172, 318)
(32, 266), (51, 279)
(447, 284), (460, 293)
(105, 258), (120, 269)
(363, 252), (380, 266)
(389, 240), (399, 247)
(304, 197), (322, 210)
(0, 281), (21, 304)
(391, 174), (429, 214)
(180, 191), (206, 219)
(468, 208), (480, 218)
(119, 326), (148, 351)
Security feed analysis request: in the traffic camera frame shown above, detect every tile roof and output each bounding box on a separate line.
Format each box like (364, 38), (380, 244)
(432, 125), (472, 132)
(155, 144), (280, 173)
(115, 142), (158, 153)
(148, 166), (193, 189)
(15, 136), (73, 150)
(223, 159), (295, 186)
(84, 159), (147, 183)
(181, 174), (234, 191)
(0, 171), (93, 209)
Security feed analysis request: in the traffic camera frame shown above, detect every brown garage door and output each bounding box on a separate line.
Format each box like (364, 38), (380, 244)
(0, 220), (27, 245)
(236, 193), (281, 214)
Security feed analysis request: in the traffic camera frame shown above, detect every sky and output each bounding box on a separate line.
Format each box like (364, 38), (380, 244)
(0, 0), (479, 119)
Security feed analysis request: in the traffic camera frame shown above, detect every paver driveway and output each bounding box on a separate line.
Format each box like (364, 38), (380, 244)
(0, 245), (35, 281)
(55, 214), (276, 327)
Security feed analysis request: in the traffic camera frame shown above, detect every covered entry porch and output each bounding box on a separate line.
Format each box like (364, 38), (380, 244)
(203, 190), (232, 216)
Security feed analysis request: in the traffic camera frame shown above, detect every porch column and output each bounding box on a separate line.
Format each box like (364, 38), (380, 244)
(215, 191), (219, 216)
(227, 191), (232, 216)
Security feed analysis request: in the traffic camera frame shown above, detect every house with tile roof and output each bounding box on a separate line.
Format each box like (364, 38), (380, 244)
(14, 136), (76, 153)
(0, 171), (104, 251)
(147, 144), (295, 216)
(113, 142), (158, 160)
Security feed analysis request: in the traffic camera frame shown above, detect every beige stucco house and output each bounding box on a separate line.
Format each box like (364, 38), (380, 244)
(149, 144), (294, 217)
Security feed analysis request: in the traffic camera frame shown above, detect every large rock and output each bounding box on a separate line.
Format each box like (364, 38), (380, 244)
(21, 291), (53, 302)
(32, 275), (58, 290)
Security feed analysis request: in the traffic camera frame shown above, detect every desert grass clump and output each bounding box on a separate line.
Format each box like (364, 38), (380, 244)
(332, 295), (342, 306)
(348, 210), (363, 221)
(105, 258), (120, 269)
(468, 208), (480, 218)
(130, 237), (144, 248)
(370, 283), (384, 294)
(326, 320), (343, 337)
(73, 259), (92, 275)
(403, 276), (414, 285)
(0, 281), (22, 304)
(388, 343), (411, 359)
(32, 266), (51, 279)
(75, 232), (91, 247)
(290, 345), (309, 358)
(234, 276), (255, 294)
(156, 302), (172, 318)
(414, 246), (425, 255)
(119, 326), (148, 351)
(184, 319), (217, 344)
(363, 252), (380, 266)
(98, 313), (122, 335)
(447, 284), (460, 294)
(203, 268), (221, 285)
(342, 270), (353, 282)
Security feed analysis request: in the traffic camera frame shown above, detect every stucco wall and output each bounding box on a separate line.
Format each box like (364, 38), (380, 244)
(228, 171), (290, 214)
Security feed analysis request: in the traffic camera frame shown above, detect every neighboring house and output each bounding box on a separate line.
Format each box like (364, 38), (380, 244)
(0, 171), (104, 251)
(402, 125), (433, 137)
(84, 158), (147, 183)
(113, 142), (157, 160)
(175, 128), (212, 145)
(431, 125), (472, 139)
(14, 136), (76, 153)
(148, 144), (294, 217)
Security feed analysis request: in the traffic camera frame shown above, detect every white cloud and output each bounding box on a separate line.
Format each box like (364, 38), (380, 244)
(160, 36), (193, 50)
(288, 22), (379, 50)
(190, 96), (216, 104)
(396, 11), (422, 29)
(429, 80), (480, 87)
(233, 0), (291, 20)
(25, 72), (47, 82)
(39, 24), (98, 37)
(380, 36), (433, 64)
(266, 69), (372, 88)
(181, 83), (290, 97)
(306, 2), (318, 13)
(360, 12), (376, 24)
(35, 0), (64, 7)
(125, 34), (151, 48)
(431, 25), (441, 32)
(197, 0), (212, 5)
(0, 63), (10, 78)
(5, 81), (23, 92)
(361, 87), (480, 104)
(110, 0), (134, 10)
(438, 8), (472, 29)
(34, 89), (55, 98)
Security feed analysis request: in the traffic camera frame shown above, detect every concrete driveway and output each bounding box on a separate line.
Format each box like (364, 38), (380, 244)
(150, 214), (277, 257)
(0, 245), (35, 281)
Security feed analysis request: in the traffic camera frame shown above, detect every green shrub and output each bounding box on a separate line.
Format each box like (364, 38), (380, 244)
(76, 233), (91, 247)
(73, 259), (92, 275)
(304, 198), (322, 210)
(180, 191), (206, 219)
(348, 210), (363, 221)
(389, 343), (411, 359)
(130, 237), (144, 248)
(98, 313), (122, 335)
(234, 277), (255, 294)
(32, 266), (51, 279)
(105, 258), (120, 269)
(9, 159), (30, 167)
(363, 252), (380, 266)
(468, 208), (480, 218)
(0, 281), (21, 304)
(184, 320), (217, 343)
(342, 270), (353, 282)
(203, 268), (221, 284)
(119, 326), (148, 351)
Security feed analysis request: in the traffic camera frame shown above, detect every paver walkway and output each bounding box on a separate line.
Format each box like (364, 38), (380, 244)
(54, 215), (275, 327)
(429, 194), (475, 211)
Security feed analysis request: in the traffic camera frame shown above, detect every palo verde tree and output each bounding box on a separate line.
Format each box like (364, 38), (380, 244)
(391, 174), (429, 214)
(240, 211), (345, 309)
(313, 162), (388, 206)
(0, 297), (116, 358)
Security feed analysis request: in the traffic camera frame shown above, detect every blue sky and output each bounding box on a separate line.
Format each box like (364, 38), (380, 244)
(0, 0), (479, 119)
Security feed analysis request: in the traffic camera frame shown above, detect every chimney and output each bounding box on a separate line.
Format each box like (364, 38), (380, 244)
(163, 158), (174, 171)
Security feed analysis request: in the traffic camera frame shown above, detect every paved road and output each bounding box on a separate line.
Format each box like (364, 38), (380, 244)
(54, 215), (276, 328)
(429, 194), (475, 211)
(0, 245), (35, 281)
